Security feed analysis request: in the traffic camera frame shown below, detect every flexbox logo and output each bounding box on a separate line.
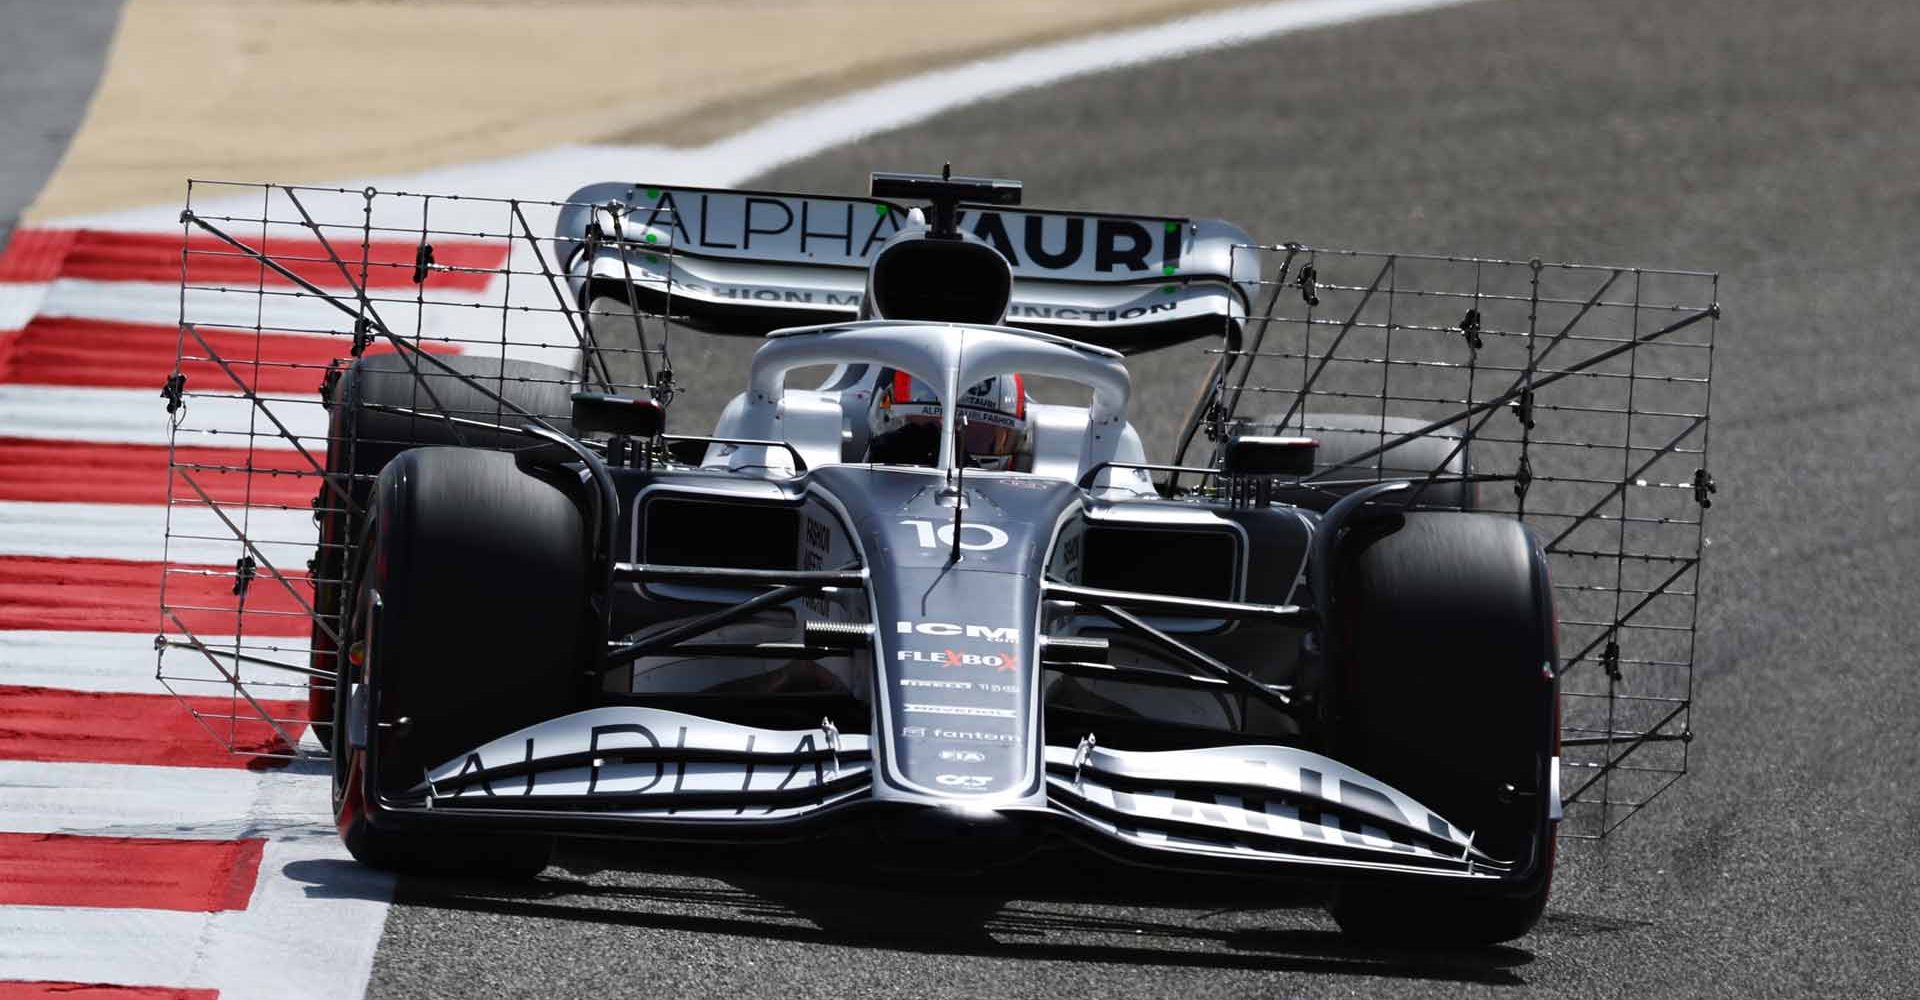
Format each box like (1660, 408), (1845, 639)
(897, 649), (1015, 672)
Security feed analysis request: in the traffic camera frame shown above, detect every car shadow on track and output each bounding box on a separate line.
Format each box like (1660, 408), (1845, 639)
(300, 840), (1537, 986)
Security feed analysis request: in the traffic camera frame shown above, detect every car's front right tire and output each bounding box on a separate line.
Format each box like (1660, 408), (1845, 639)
(310, 352), (578, 750)
(332, 447), (589, 878)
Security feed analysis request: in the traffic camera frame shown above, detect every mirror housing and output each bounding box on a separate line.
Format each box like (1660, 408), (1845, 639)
(1221, 436), (1319, 477)
(571, 392), (664, 438)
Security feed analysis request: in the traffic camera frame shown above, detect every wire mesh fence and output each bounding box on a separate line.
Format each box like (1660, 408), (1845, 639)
(154, 181), (677, 761)
(1197, 244), (1719, 839)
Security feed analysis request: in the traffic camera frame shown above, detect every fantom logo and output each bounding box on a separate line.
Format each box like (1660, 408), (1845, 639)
(896, 621), (1019, 644)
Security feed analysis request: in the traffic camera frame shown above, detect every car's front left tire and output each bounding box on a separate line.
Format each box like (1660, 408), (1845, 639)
(1321, 511), (1559, 946)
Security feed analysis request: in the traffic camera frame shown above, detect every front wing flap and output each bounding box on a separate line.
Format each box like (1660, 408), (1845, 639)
(415, 706), (871, 819)
(1044, 742), (1508, 879)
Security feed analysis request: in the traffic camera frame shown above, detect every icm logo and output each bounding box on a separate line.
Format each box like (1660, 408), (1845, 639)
(896, 621), (1020, 644)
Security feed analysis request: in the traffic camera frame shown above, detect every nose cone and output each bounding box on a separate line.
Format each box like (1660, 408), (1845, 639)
(806, 465), (1084, 808)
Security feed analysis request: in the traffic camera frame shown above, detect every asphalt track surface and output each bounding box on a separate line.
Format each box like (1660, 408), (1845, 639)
(361, 0), (1913, 995)
(0, 0), (121, 238)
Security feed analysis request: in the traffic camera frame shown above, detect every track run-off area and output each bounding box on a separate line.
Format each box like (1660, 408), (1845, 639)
(4, 0), (1918, 997)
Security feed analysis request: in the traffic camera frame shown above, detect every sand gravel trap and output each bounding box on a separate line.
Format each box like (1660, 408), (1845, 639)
(28, 0), (1247, 220)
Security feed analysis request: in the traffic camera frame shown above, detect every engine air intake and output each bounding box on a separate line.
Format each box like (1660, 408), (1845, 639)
(867, 235), (1013, 326)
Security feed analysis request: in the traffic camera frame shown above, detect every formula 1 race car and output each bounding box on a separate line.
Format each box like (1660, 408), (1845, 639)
(158, 170), (1719, 947)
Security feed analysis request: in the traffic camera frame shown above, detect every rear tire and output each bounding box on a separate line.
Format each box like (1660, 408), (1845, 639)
(1323, 511), (1558, 946)
(310, 354), (576, 749)
(332, 447), (589, 878)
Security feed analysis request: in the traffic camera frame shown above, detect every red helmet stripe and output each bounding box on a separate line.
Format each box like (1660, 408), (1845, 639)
(891, 369), (914, 406)
(1012, 373), (1026, 420)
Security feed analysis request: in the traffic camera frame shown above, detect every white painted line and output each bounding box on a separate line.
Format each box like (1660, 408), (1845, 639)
(0, 282), (50, 332)
(4, 629), (169, 693)
(0, 500), (317, 563)
(30, 274), (576, 374)
(40, 277), (316, 330)
(0, 630), (311, 695)
(41, 277), (501, 339)
(0, 384), (327, 447)
(0, 904), (216, 988)
(32, 283), (526, 375)
(0, 760), (319, 839)
(704, 0), (1490, 185)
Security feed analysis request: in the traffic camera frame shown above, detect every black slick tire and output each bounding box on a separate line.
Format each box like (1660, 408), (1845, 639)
(332, 447), (588, 878)
(309, 353), (576, 749)
(1323, 511), (1558, 946)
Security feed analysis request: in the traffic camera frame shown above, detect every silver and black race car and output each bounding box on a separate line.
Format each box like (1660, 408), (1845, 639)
(160, 170), (1720, 947)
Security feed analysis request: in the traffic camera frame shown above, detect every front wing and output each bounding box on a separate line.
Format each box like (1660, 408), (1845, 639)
(379, 705), (1524, 882)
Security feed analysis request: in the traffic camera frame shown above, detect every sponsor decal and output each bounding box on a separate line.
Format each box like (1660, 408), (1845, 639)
(445, 723), (829, 798)
(903, 703), (1018, 720)
(617, 188), (1184, 280)
(953, 407), (1022, 429)
(801, 517), (830, 570)
(904, 724), (1015, 744)
(899, 677), (973, 690)
(1053, 526), (1084, 582)
(594, 192), (1210, 325)
(800, 514), (833, 615)
(953, 208), (1183, 277)
(606, 276), (1200, 322)
(602, 277), (1203, 322)
(630, 189), (907, 260)
(672, 283), (863, 307)
(935, 773), (995, 789)
(1006, 300), (1183, 323)
(929, 727), (1018, 744)
(938, 749), (988, 763)
(897, 648), (1016, 672)
(896, 620), (1020, 644)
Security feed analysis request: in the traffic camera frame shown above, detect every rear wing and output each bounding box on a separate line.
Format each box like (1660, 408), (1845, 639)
(556, 183), (1260, 353)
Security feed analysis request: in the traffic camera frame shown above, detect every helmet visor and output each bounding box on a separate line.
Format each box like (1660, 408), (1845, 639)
(961, 418), (1019, 460)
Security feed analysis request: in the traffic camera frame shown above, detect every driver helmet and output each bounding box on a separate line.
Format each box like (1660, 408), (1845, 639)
(867, 370), (1030, 471)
